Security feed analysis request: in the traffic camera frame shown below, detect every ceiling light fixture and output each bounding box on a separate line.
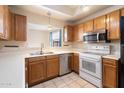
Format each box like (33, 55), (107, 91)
(47, 12), (53, 31)
(83, 6), (89, 12)
(80, 5), (90, 12)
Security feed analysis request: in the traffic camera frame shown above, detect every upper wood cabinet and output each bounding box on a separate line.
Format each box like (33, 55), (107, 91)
(94, 15), (106, 31)
(0, 5), (12, 40)
(63, 25), (73, 42)
(121, 8), (124, 16)
(0, 5), (5, 39)
(73, 25), (79, 42)
(102, 58), (118, 88)
(73, 24), (84, 42)
(107, 10), (120, 40)
(84, 20), (93, 33)
(14, 14), (27, 41)
(78, 24), (84, 41)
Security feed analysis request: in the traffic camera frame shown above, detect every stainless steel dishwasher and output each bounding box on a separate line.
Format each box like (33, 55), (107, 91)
(59, 53), (71, 75)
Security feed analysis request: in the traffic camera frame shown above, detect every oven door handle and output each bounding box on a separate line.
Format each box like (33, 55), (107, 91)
(80, 58), (100, 63)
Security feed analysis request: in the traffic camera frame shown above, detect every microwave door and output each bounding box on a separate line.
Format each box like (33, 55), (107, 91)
(83, 33), (98, 43)
(98, 32), (106, 42)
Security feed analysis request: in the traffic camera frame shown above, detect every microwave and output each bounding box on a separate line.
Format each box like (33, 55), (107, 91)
(83, 30), (109, 43)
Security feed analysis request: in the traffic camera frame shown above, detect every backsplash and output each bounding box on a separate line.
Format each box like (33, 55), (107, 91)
(72, 40), (120, 56)
(0, 41), (27, 48)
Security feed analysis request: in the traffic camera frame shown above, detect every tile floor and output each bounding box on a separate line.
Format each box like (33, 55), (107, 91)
(32, 72), (97, 88)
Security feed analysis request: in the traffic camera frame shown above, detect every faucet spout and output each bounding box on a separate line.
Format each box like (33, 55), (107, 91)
(40, 43), (44, 54)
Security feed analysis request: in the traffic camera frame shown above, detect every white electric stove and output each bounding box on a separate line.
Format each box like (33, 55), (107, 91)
(79, 45), (110, 87)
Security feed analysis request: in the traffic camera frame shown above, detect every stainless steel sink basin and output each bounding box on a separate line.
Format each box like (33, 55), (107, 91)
(30, 51), (54, 55)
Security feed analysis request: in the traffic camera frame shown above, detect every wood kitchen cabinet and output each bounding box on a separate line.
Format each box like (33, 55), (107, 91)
(121, 8), (124, 16)
(73, 25), (79, 42)
(84, 20), (94, 33)
(28, 56), (46, 86)
(94, 15), (106, 31)
(25, 59), (28, 88)
(0, 5), (12, 40)
(14, 14), (27, 41)
(63, 25), (73, 42)
(107, 10), (120, 40)
(102, 58), (118, 88)
(73, 24), (84, 42)
(26, 55), (59, 87)
(0, 5), (4, 39)
(78, 24), (84, 41)
(46, 55), (59, 79)
(73, 53), (79, 73)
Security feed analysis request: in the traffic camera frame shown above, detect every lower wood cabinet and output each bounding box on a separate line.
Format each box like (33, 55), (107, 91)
(102, 58), (118, 88)
(69, 53), (74, 71)
(73, 53), (79, 73)
(46, 56), (59, 78)
(26, 55), (59, 87)
(25, 59), (28, 88)
(28, 58), (46, 86)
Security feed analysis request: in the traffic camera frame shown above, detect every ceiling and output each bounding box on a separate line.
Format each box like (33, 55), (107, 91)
(12, 5), (112, 22)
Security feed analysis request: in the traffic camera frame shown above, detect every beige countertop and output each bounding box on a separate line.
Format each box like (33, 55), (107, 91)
(102, 55), (120, 60)
(25, 51), (75, 58)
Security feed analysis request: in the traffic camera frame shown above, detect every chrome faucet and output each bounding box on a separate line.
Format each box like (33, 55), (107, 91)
(40, 43), (44, 54)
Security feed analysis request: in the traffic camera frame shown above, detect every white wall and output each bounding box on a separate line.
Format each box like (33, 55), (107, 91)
(0, 52), (25, 88)
(27, 30), (50, 48)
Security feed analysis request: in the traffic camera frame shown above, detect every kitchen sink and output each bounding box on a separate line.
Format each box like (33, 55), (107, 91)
(30, 51), (54, 55)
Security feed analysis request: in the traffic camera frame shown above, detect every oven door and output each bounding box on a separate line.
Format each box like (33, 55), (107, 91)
(79, 57), (101, 79)
(83, 33), (98, 43)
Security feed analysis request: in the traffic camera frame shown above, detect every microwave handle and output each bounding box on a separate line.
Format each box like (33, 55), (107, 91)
(97, 33), (99, 42)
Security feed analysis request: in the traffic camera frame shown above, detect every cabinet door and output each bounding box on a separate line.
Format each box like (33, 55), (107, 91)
(73, 53), (79, 73)
(46, 59), (59, 78)
(0, 5), (5, 39)
(73, 24), (83, 42)
(63, 25), (73, 42)
(68, 53), (74, 71)
(102, 63), (117, 88)
(25, 60), (28, 88)
(94, 15), (106, 31)
(121, 8), (124, 16)
(14, 14), (27, 41)
(84, 20), (93, 33)
(107, 10), (120, 40)
(78, 24), (84, 41)
(73, 25), (79, 42)
(28, 60), (46, 86)
(4, 6), (12, 40)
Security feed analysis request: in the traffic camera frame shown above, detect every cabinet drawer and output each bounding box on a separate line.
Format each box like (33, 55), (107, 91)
(46, 55), (59, 59)
(28, 56), (46, 62)
(102, 58), (117, 66)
